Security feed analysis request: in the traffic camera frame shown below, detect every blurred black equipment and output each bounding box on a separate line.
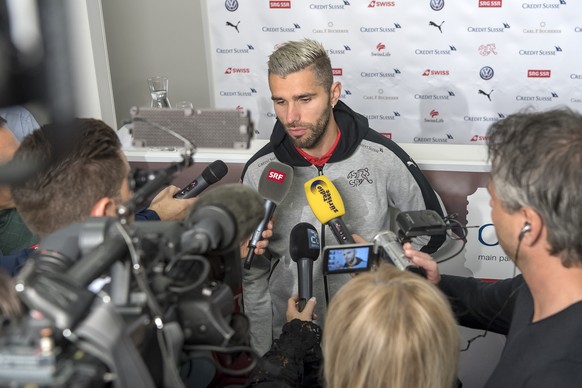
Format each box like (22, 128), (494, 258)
(2, 184), (265, 387)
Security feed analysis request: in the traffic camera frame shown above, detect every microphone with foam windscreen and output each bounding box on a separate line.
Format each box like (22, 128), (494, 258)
(174, 160), (229, 199)
(244, 161), (294, 270)
(289, 223), (320, 312)
(304, 176), (355, 244)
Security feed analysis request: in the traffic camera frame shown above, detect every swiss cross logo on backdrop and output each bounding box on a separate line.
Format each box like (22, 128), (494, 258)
(267, 170), (286, 183)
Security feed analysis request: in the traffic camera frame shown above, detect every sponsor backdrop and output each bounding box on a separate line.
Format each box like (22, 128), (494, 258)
(203, 0), (582, 145)
(203, 0), (578, 281)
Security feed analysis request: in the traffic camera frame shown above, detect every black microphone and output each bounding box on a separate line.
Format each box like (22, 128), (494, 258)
(289, 223), (320, 312)
(244, 161), (294, 270)
(174, 160), (229, 199)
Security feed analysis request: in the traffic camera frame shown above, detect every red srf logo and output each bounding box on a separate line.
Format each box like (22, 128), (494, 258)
(267, 169), (286, 183)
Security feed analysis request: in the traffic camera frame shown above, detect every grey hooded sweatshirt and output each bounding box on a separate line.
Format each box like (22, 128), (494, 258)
(241, 100), (446, 355)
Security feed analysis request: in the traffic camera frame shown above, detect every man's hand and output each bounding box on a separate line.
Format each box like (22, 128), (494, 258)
(402, 242), (441, 284)
(148, 185), (197, 221)
(240, 220), (273, 258)
(286, 295), (317, 322)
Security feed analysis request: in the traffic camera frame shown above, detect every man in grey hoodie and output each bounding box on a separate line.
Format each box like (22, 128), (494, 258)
(241, 38), (447, 355)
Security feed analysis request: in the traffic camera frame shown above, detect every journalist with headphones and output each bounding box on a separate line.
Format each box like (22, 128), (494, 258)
(405, 107), (582, 388)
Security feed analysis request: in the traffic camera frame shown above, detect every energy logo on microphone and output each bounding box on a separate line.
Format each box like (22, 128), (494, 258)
(267, 169), (287, 183)
(308, 179), (340, 213)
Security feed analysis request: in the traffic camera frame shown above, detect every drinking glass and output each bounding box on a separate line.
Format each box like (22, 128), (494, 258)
(147, 76), (171, 108)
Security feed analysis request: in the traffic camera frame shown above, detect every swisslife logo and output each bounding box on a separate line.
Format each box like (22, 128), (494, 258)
(332, 68), (343, 76)
(528, 69), (551, 78)
(267, 169), (287, 183)
(270, 1), (291, 8)
(479, 0), (502, 7)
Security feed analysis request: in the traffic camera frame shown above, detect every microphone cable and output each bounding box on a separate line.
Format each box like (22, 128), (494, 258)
(434, 214), (468, 264)
(115, 222), (187, 388)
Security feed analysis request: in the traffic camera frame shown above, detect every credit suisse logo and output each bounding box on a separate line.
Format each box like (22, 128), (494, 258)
(479, 0), (502, 7)
(269, 1), (291, 8)
(364, 112), (400, 121)
(309, 1), (350, 9)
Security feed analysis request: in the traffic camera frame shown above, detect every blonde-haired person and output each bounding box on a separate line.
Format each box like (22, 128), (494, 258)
(247, 263), (459, 388)
(324, 264), (459, 388)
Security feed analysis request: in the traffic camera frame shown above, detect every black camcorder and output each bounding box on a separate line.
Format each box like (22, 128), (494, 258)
(323, 209), (448, 277)
(0, 182), (265, 388)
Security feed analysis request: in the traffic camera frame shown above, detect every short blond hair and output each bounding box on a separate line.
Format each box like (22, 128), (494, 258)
(323, 264), (459, 388)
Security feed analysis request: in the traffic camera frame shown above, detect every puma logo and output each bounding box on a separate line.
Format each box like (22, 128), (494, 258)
(429, 21), (444, 33)
(478, 89), (494, 102)
(226, 21), (240, 33)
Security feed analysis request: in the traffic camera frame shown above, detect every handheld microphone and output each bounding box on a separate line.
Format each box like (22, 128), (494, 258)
(289, 223), (320, 312)
(304, 176), (355, 244)
(174, 160), (229, 199)
(244, 161), (294, 269)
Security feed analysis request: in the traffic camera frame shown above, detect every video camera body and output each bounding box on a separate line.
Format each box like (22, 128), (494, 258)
(0, 183), (264, 388)
(323, 209), (448, 277)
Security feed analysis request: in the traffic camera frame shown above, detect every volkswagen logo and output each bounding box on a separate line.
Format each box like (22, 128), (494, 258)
(480, 66), (494, 80)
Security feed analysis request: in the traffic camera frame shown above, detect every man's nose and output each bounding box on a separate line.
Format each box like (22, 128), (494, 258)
(285, 102), (300, 124)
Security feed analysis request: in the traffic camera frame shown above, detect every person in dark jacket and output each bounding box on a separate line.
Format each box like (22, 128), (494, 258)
(407, 107), (582, 388)
(3, 118), (197, 275)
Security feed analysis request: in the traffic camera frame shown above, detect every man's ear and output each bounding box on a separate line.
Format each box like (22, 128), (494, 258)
(330, 81), (342, 107)
(91, 197), (115, 217)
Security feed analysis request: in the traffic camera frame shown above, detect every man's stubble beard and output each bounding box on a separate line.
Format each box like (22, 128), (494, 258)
(286, 104), (332, 149)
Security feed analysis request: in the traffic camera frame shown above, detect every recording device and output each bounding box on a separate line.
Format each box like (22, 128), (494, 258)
(4, 184), (265, 387)
(323, 243), (373, 275)
(323, 209), (448, 277)
(304, 176), (355, 244)
(289, 223), (320, 312)
(244, 161), (294, 269)
(130, 107), (254, 149)
(174, 159), (229, 199)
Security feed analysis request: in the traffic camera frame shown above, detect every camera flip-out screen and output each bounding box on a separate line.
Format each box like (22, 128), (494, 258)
(323, 243), (374, 275)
